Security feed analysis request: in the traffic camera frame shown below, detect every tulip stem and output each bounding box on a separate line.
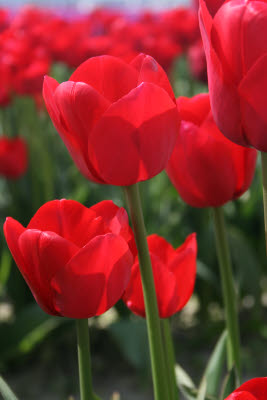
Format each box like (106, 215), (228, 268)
(76, 319), (95, 400)
(212, 207), (241, 382)
(161, 318), (179, 400)
(124, 183), (169, 400)
(261, 152), (267, 252)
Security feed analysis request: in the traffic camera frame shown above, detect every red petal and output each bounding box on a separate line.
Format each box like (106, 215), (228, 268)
(238, 53), (267, 151)
(18, 229), (78, 315)
(123, 253), (180, 319)
(231, 377), (267, 400)
(169, 233), (197, 312)
(28, 199), (107, 248)
(177, 94), (210, 126)
(226, 393), (257, 400)
(147, 234), (174, 265)
(131, 53), (176, 103)
(90, 200), (137, 255)
(70, 55), (138, 102)
(89, 82), (179, 185)
(4, 217), (26, 279)
(51, 233), (133, 318)
(43, 76), (101, 182)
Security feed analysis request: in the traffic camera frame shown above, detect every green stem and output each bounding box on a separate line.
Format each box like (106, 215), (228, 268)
(161, 319), (179, 400)
(261, 152), (267, 252)
(212, 207), (241, 382)
(76, 319), (95, 400)
(124, 183), (169, 400)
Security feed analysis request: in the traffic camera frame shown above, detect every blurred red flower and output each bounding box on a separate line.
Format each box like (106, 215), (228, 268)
(187, 39), (207, 82)
(226, 377), (267, 400)
(199, 0), (267, 151)
(123, 233), (197, 318)
(4, 200), (134, 318)
(43, 53), (179, 186)
(0, 136), (27, 179)
(166, 94), (257, 207)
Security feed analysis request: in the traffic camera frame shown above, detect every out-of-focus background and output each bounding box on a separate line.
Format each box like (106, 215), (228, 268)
(0, 0), (266, 399)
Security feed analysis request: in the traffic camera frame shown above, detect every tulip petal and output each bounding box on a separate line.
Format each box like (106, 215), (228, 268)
(131, 53), (176, 103)
(177, 94), (210, 126)
(43, 76), (102, 183)
(147, 234), (174, 265)
(89, 82), (179, 186)
(4, 217), (26, 279)
(231, 377), (267, 400)
(169, 233), (197, 312)
(28, 199), (108, 248)
(69, 55), (138, 102)
(18, 229), (78, 315)
(226, 393), (257, 400)
(51, 233), (133, 318)
(90, 200), (137, 255)
(123, 254), (179, 319)
(238, 53), (267, 151)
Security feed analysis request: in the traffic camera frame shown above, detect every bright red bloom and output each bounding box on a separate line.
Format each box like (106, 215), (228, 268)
(199, 0), (267, 151)
(123, 233), (197, 319)
(4, 200), (134, 318)
(0, 136), (27, 179)
(166, 94), (257, 208)
(43, 54), (179, 186)
(225, 377), (267, 400)
(187, 39), (207, 82)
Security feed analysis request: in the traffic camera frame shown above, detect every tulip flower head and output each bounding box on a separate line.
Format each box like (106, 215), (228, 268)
(166, 93), (257, 207)
(225, 377), (267, 400)
(123, 233), (197, 319)
(4, 200), (134, 318)
(0, 136), (27, 179)
(199, 0), (267, 151)
(43, 53), (180, 186)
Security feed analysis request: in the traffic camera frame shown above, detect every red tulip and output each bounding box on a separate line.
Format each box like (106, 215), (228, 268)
(187, 39), (207, 82)
(199, 0), (267, 151)
(0, 136), (27, 179)
(43, 54), (180, 186)
(4, 200), (134, 318)
(225, 377), (267, 400)
(166, 94), (257, 208)
(123, 233), (197, 319)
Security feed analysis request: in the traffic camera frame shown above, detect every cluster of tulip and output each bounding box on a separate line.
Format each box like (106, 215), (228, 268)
(1, 0), (267, 399)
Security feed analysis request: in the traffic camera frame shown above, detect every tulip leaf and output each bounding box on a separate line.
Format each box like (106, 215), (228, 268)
(175, 365), (217, 400)
(0, 303), (67, 362)
(220, 367), (238, 400)
(0, 249), (12, 295)
(175, 364), (196, 400)
(0, 375), (19, 400)
(109, 319), (150, 372)
(199, 330), (227, 397)
(197, 379), (207, 400)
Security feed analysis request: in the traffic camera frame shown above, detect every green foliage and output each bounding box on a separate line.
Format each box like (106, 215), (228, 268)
(0, 375), (19, 400)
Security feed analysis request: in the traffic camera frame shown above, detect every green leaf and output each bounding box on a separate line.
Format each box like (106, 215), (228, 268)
(0, 249), (12, 294)
(109, 319), (150, 371)
(220, 367), (238, 400)
(199, 330), (228, 397)
(0, 303), (67, 362)
(0, 375), (19, 400)
(175, 364), (196, 400)
(197, 379), (207, 400)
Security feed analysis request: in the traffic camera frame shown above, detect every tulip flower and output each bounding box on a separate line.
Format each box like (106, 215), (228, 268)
(43, 53), (180, 186)
(4, 199), (134, 318)
(226, 377), (267, 400)
(166, 93), (257, 208)
(0, 136), (28, 179)
(123, 233), (197, 318)
(199, 0), (267, 151)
